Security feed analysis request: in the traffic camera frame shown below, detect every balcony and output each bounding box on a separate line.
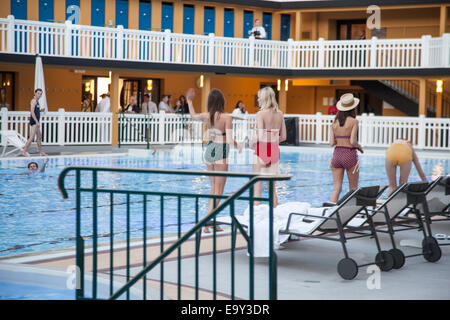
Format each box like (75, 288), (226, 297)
(1, 16), (449, 74)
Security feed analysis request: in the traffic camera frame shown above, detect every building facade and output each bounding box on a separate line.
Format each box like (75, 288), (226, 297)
(0, 0), (449, 117)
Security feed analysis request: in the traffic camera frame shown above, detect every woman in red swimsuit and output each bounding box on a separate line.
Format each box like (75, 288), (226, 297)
(251, 86), (286, 207)
(329, 93), (364, 203)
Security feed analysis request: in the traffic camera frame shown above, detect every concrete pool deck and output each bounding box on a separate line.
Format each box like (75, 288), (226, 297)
(0, 144), (448, 300)
(1, 219), (449, 300)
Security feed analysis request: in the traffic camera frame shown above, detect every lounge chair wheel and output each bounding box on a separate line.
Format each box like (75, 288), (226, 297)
(337, 258), (358, 280)
(375, 251), (394, 271)
(389, 248), (405, 269)
(422, 237), (441, 263)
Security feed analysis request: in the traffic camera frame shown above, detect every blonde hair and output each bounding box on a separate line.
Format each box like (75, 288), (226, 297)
(258, 86), (279, 112)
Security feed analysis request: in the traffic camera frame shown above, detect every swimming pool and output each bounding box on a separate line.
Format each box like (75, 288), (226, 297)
(0, 146), (448, 258)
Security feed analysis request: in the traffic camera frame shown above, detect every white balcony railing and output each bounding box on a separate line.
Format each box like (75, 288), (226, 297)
(1, 108), (449, 150)
(1, 16), (449, 69)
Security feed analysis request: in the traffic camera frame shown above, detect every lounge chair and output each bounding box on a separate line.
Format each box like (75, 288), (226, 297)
(1, 130), (34, 157)
(365, 180), (443, 269)
(279, 185), (395, 280)
(218, 186), (391, 280)
(419, 176), (450, 222)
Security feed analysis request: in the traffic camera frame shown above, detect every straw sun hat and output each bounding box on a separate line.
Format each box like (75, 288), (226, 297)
(336, 93), (360, 112)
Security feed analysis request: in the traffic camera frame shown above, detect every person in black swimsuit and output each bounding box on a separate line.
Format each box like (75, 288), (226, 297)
(21, 88), (47, 157)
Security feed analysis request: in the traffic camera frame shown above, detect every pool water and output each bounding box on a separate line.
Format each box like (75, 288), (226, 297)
(0, 146), (448, 257)
(0, 281), (74, 300)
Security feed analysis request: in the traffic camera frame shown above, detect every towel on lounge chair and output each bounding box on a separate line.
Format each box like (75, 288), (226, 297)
(236, 202), (337, 257)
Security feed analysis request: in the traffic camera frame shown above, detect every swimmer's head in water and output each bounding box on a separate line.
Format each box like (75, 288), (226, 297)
(28, 162), (38, 171)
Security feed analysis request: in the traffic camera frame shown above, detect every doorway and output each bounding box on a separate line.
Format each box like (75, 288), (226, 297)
(337, 20), (366, 40)
(0, 72), (15, 111)
(120, 78), (161, 112)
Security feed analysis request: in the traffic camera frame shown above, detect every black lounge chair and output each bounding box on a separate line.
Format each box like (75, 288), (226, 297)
(366, 180), (443, 269)
(279, 185), (392, 280)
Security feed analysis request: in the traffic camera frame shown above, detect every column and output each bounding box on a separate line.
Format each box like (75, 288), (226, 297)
(0, 0), (10, 19)
(128, 0), (139, 30)
(151, 0), (162, 31)
(215, 6), (224, 37)
(436, 80), (443, 118)
(201, 75), (211, 113)
(173, 1), (183, 34)
(110, 71), (120, 146)
(194, 3), (204, 35)
(294, 11), (302, 41)
(80, 0), (91, 25)
(272, 13), (280, 41)
(105, 0), (116, 27)
(418, 78), (427, 116)
(279, 78), (287, 113)
(234, 7), (244, 38)
(440, 5), (448, 36)
(27, 0), (39, 21)
(54, 0), (66, 22)
(312, 12), (318, 40)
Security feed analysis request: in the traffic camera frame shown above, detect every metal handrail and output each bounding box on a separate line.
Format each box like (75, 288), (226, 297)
(58, 166), (292, 300)
(109, 174), (291, 300)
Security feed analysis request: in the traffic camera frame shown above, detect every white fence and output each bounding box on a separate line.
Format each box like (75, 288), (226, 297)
(1, 108), (449, 150)
(0, 108), (111, 145)
(1, 16), (449, 69)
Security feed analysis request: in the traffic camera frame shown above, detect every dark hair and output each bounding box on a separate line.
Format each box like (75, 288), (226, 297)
(35, 88), (42, 93)
(144, 93), (150, 98)
(207, 89), (225, 126)
(235, 100), (243, 109)
(335, 109), (357, 127)
(179, 95), (186, 102)
(28, 162), (38, 169)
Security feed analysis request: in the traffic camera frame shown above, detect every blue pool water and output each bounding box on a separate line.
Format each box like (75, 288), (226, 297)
(0, 281), (74, 300)
(0, 146), (448, 257)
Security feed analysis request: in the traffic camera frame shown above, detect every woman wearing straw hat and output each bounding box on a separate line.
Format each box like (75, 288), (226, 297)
(329, 93), (364, 202)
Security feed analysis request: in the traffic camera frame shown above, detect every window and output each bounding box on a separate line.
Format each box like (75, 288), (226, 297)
(161, 2), (173, 32)
(66, 0), (80, 22)
(204, 7), (215, 35)
(91, 0), (105, 27)
(11, 0), (27, 20)
(263, 12), (272, 40)
(116, 0), (128, 29)
(183, 5), (194, 34)
(39, 0), (53, 22)
(139, 0), (151, 30)
(224, 9), (234, 37)
(243, 11), (253, 38)
(280, 14), (290, 41)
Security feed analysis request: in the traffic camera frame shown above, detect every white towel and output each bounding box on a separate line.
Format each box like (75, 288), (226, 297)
(242, 202), (312, 257)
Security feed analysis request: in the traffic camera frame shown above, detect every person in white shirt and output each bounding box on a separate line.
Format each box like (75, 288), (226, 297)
(249, 19), (266, 39)
(158, 95), (173, 113)
(231, 100), (248, 116)
(96, 93), (110, 113)
(141, 93), (158, 113)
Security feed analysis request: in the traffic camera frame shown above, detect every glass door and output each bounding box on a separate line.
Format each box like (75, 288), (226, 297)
(337, 20), (366, 40)
(0, 72), (14, 111)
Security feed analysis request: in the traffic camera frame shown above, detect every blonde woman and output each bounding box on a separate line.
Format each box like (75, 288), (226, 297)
(251, 86), (286, 207)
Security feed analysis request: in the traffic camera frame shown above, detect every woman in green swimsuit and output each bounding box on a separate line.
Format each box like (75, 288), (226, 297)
(186, 88), (242, 233)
